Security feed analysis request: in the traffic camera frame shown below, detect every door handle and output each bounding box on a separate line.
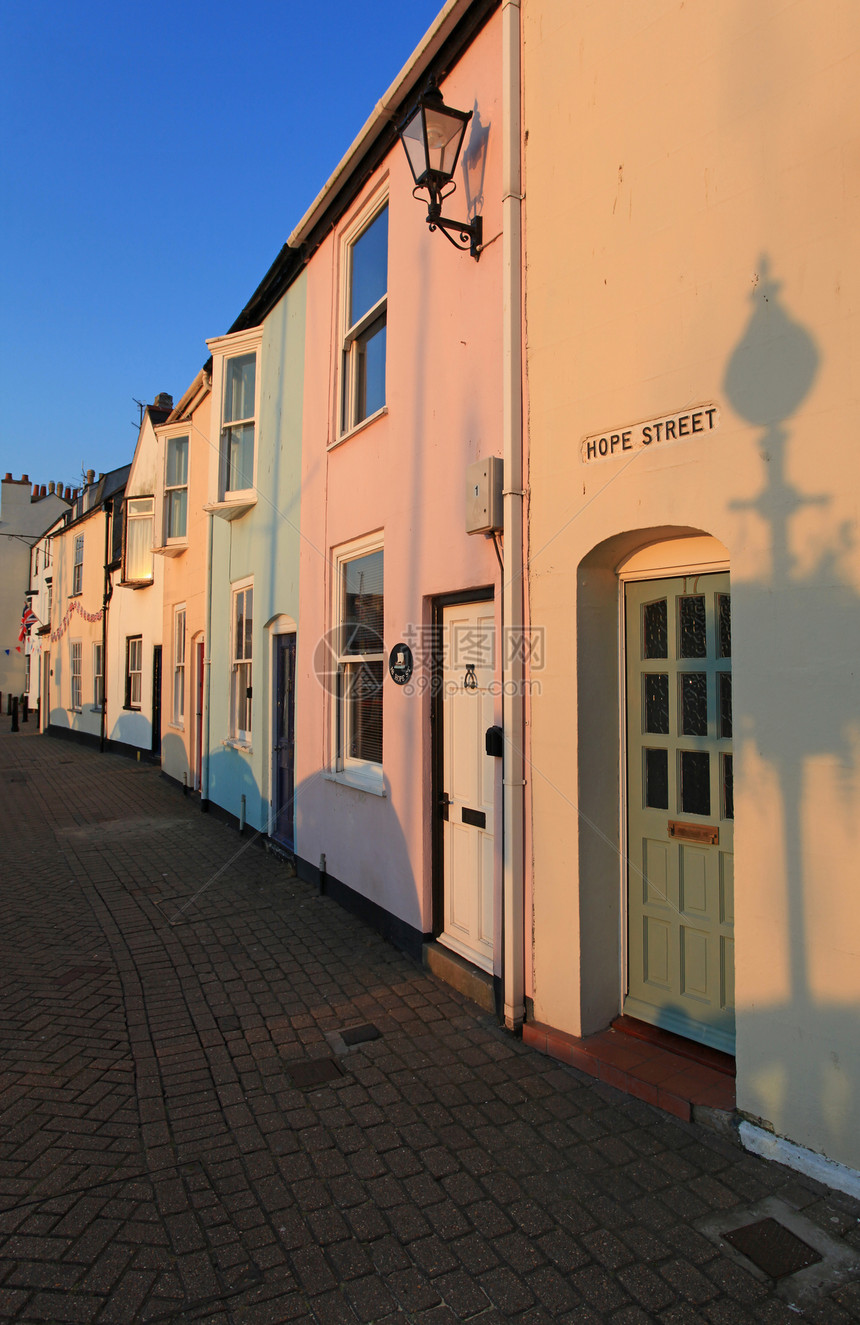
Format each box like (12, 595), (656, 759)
(439, 791), (451, 821)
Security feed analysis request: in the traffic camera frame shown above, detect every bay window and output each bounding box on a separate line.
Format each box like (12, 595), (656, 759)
(165, 436), (189, 539)
(125, 498), (154, 581)
(223, 354), (256, 493)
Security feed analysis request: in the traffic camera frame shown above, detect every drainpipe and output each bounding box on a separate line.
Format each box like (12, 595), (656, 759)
(501, 0), (525, 1032)
(100, 500), (112, 753)
(201, 511), (214, 809)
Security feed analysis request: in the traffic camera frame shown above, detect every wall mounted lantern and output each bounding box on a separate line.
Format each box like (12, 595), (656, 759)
(399, 82), (482, 260)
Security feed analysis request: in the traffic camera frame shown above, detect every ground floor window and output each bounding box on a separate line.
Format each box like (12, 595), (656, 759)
(93, 642), (103, 709)
(231, 583), (253, 741)
(126, 636), (143, 709)
(173, 607), (186, 726)
(70, 640), (82, 711)
(335, 541), (384, 771)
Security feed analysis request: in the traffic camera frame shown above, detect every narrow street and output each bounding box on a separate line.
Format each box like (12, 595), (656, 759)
(1, 723), (858, 1324)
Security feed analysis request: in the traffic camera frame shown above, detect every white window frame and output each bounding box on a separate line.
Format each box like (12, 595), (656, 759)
(164, 434), (189, 544)
(126, 636), (143, 710)
(328, 532), (385, 795)
(337, 192), (389, 443)
(204, 327), (263, 516)
(230, 579), (253, 746)
(72, 535), (84, 595)
(125, 496), (155, 582)
(70, 639), (82, 712)
(92, 642), (104, 710)
(173, 606), (186, 727)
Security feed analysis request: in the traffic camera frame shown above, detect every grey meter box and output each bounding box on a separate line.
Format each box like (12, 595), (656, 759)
(465, 456), (503, 534)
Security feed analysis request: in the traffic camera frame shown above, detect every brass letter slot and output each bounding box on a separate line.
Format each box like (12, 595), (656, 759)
(668, 820), (719, 845)
(462, 807), (486, 829)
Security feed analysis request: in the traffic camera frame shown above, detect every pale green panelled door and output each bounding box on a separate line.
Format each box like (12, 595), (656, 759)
(624, 573), (735, 1054)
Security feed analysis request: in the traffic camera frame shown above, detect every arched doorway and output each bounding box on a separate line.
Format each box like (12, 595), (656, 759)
(619, 538), (733, 1053)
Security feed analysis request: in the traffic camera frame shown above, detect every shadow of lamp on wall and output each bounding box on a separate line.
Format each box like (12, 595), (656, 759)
(724, 256), (860, 1160)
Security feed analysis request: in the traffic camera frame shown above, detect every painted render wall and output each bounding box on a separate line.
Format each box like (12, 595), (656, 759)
(0, 478), (68, 696)
(48, 508), (109, 740)
(206, 273), (306, 831)
(294, 16), (505, 946)
(107, 416), (164, 754)
(158, 382), (212, 789)
(522, 0), (860, 1169)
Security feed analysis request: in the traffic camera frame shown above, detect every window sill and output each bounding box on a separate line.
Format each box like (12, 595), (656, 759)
(153, 543), (187, 558)
(119, 579), (154, 589)
(329, 406), (388, 451)
(325, 766), (386, 797)
(204, 495), (257, 522)
(223, 738), (253, 753)
(168, 721), (185, 732)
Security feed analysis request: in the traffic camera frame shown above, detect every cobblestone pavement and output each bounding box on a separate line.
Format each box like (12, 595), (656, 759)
(1, 724), (859, 1325)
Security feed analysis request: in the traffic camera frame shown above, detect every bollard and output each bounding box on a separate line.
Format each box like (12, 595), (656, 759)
(11, 696), (18, 732)
(22, 695), (28, 724)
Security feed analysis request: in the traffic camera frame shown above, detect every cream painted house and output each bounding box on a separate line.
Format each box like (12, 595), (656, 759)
(104, 398), (171, 757)
(521, 0), (860, 1184)
(0, 474), (69, 701)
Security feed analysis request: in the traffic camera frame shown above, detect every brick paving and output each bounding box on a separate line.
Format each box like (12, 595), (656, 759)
(1, 721), (859, 1324)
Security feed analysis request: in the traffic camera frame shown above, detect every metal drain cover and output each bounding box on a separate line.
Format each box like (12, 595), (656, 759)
(286, 1058), (343, 1089)
(722, 1218), (823, 1279)
(340, 1023), (381, 1046)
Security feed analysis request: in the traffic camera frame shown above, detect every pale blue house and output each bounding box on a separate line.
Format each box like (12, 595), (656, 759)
(203, 263), (307, 845)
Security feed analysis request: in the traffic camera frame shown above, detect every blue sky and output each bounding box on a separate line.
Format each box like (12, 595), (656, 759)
(0, 0), (443, 492)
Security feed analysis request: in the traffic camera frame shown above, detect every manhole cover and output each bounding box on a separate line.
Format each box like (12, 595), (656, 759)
(722, 1218), (823, 1278)
(286, 1058), (343, 1089)
(340, 1023), (381, 1046)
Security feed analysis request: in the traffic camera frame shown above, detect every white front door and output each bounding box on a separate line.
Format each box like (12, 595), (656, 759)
(439, 601), (495, 973)
(624, 573), (735, 1053)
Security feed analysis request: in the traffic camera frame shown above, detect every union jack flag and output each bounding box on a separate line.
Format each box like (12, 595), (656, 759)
(18, 604), (38, 643)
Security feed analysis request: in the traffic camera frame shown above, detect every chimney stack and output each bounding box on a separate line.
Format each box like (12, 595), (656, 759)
(86, 469), (95, 485)
(48, 482), (55, 494)
(154, 392), (173, 411)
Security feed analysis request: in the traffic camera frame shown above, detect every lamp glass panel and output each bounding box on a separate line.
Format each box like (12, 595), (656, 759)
(400, 110), (428, 182)
(423, 105), (466, 176)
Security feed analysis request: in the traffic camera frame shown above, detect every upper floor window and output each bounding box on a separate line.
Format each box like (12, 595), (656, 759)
(341, 203), (388, 435)
(125, 497), (154, 581)
(165, 436), (189, 539)
(46, 580), (53, 624)
(223, 354), (256, 493)
(72, 535), (84, 595)
(34, 548), (39, 575)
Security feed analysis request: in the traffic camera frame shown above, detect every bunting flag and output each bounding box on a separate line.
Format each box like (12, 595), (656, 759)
(49, 598), (104, 644)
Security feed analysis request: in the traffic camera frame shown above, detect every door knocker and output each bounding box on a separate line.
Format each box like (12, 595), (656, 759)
(464, 664), (478, 690)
